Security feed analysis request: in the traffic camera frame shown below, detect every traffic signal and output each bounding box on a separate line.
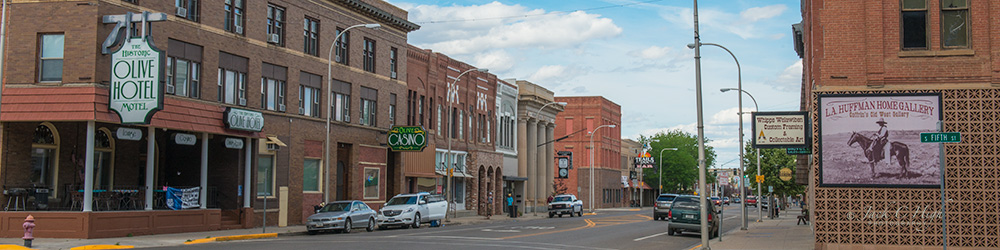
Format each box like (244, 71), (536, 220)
(556, 151), (573, 178)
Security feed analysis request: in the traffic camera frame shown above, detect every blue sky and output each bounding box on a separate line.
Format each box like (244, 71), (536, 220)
(386, 0), (804, 169)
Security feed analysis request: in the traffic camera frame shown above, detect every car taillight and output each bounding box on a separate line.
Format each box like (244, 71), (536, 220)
(667, 210), (672, 218)
(708, 213), (713, 221)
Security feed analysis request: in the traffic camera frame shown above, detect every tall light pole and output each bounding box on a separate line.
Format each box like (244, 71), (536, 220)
(445, 68), (488, 222)
(691, 0), (710, 248)
(588, 124), (616, 213)
(691, 41), (746, 230)
(721, 87), (759, 224)
(533, 101), (566, 215)
(325, 23), (381, 204)
(658, 148), (678, 193)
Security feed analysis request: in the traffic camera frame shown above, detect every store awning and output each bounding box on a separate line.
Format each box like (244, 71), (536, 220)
(266, 136), (287, 147)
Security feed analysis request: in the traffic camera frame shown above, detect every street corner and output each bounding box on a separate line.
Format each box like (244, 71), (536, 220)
(183, 233), (277, 245)
(69, 245), (134, 250)
(0, 245), (37, 250)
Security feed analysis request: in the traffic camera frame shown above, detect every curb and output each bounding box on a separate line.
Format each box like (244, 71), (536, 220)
(183, 233), (277, 245)
(70, 245), (134, 250)
(0, 245), (35, 250)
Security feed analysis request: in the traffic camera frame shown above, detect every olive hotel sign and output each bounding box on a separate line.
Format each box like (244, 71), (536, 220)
(104, 12), (168, 124)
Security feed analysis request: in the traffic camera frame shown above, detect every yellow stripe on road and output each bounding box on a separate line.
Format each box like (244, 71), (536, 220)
(501, 219), (595, 240)
(636, 214), (653, 220)
(688, 244), (703, 250)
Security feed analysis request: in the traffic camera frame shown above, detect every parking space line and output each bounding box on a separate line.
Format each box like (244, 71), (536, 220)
(633, 231), (670, 241)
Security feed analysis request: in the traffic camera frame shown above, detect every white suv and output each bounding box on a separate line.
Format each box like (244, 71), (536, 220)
(377, 192), (447, 229)
(548, 194), (583, 218)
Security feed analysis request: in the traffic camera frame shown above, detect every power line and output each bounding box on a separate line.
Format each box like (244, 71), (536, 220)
(412, 0), (667, 24)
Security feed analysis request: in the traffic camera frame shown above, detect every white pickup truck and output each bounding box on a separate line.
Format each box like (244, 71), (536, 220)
(377, 192), (447, 229)
(548, 194), (583, 218)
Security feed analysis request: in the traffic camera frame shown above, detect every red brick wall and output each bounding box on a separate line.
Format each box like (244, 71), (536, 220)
(553, 96), (622, 208)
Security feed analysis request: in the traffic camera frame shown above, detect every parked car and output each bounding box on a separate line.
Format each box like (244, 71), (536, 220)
(745, 196), (758, 207)
(653, 194), (678, 221)
(667, 195), (720, 238)
(733, 197), (741, 203)
(377, 192), (448, 229)
(760, 196), (770, 210)
(548, 194), (583, 218)
(305, 200), (377, 234)
(722, 197), (730, 205)
(710, 197), (722, 206)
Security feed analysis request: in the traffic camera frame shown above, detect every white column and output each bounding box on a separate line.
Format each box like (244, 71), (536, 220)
(535, 122), (545, 204)
(145, 126), (155, 210)
(244, 137), (252, 208)
(525, 119), (537, 206)
(545, 125), (555, 199)
(200, 132), (208, 209)
(83, 121), (96, 212)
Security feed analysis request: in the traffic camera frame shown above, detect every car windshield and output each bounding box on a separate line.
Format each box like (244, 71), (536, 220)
(320, 202), (352, 212)
(710, 197), (720, 201)
(553, 196), (572, 202)
(656, 195), (675, 202)
(386, 196), (417, 206)
(672, 197), (699, 208)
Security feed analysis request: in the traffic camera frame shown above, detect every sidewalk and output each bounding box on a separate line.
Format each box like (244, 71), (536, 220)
(706, 206), (815, 250)
(0, 211), (545, 250)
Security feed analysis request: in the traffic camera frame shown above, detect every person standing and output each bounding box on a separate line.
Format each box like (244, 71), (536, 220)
(507, 194), (515, 218)
(487, 191), (494, 219)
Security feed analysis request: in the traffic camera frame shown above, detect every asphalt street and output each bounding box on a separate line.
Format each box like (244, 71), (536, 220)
(147, 205), (752, 250)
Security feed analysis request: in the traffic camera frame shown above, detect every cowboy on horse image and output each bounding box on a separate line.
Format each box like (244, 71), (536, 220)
(866, 118), (889, 163)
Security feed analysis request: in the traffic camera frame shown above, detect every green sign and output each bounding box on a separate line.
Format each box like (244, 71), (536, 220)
(920, 132), (961, 143)
(224, 107), (264, 132)
(786, 147), (811, 155)
(109, 37), (164, 124)
(388, 126), (427, 151)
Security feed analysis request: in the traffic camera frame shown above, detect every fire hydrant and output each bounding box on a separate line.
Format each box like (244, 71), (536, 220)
(22, 215), (35, 247)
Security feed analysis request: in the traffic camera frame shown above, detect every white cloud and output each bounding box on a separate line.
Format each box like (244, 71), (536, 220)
(628, 46), (673, 60)
(740, 5), (787, 23)
(710, 107), (757, 125)
(770, 59), (803, 91)
(657, 4), (788, 39)
(528, 65), (588, 84)
(404, 2), (623, 56)
(473, 50), (515, 73)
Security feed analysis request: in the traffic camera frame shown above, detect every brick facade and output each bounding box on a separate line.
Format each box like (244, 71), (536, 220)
(554, 96), (622, 209)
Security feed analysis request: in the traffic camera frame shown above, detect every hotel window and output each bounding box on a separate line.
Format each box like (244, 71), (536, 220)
(418, 96), (424, 126)
(389, 93), (397, 127)
(175, 0), (199, 22)
(31, 123), (58, 189)
(389, 47), (398, 79)
(303, 158), (321, 192)
(257, 154), (275, 196)
(224, 0), (244, 35)
(332, 79), (351, 122)
(166, 39), (203, 98)
(429, 98), (434, 129)
(260, 63), (287, 112)
(360, 86), (377, 127)
(941, 0), (968, 48)
(38, 34), (64, 82)
(303, 17), (320, 56)
(458, 109), (464, 140)
(266, 4), (285, 46)
(299, 72), (322, 117)
(334, 28), (349, 65)
(218, 52), (248, 106)
(363, 38), (376, 73)
(901, 0), (928, 49)
(437, 104), (442, 135)
(93, 128), (114, 190)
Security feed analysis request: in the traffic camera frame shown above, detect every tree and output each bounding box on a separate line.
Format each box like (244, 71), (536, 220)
(552, 178), (569, 196)
(742, 141), (805, 199)
(637, 129), (717, 194)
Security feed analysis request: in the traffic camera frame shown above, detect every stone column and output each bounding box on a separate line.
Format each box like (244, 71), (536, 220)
(535, 121), (546, 205)
(525, 119), (537, 206)
(517, 118), (528, 181)
(546, 124), (555, 198)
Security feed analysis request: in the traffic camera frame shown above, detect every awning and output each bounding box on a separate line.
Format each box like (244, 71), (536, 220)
(435, 169), (472, 178)
(266, 136), (287, 147)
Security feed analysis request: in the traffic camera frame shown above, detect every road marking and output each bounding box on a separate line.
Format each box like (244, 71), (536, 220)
(418, 235), (502, 241)
(636, 214), (653, 220)
(583, 212), (597, 215)
(500, 219), (595, 240)
(480, 229), (521, 233)
(633, 231), (670, 241)
(687, 244), (703, 250)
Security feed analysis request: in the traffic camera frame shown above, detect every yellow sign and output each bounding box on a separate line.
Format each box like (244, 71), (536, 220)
(779, 168), (793, 181)
(756, 175), (765, 183)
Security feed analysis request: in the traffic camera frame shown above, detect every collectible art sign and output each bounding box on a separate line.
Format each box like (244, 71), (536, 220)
(819, 94), (942, 187)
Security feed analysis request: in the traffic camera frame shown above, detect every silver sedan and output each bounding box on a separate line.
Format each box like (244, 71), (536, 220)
(305, 200), (377, 234)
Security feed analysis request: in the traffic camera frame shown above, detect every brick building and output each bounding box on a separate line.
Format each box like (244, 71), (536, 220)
(553, 96), (621, 210)
(402, 47), (502, 215)
(799, 0), (1000, 248)
(0, 0), (417, 238)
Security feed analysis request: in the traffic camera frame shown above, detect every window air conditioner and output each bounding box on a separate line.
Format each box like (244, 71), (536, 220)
(298, 107), (305, 114)
(239, 98), (247, 106)
(165, 84), (175, 94)
(176, 7), (187, 17)
(268, 34), (280, 43)
(235, 25), (243, 34)
(278, 104), (286, 112)
(391, 72), (397, 79)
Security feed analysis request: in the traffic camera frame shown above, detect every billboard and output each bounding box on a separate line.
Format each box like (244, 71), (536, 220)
(752, 111), (810, 148)
(819, 94), (942, 187)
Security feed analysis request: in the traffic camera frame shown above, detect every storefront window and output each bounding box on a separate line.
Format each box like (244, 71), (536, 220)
(303, 158), (320, 192)
(30, 124), (58, 187)
(257, 155), (274, 196)
(363, 168), (379, 199)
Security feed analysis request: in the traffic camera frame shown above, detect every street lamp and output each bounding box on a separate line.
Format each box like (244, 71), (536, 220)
(658, 148), (678, 192)
(689, 2), (711, 246)
(533, 101), (566, 215)
(721, 87), (759, 225)
(445, 68), (488, 222)
(588, 124), (616, 213)
(325, 23), (381, 204)
(691, 41), (747, 231)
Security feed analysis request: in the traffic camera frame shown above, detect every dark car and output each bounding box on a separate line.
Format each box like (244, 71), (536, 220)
(305, 200), (377, 234)
(653, 194), (678, 221)
(710, 197), (722, 206)
(667, 195), (720, 238)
